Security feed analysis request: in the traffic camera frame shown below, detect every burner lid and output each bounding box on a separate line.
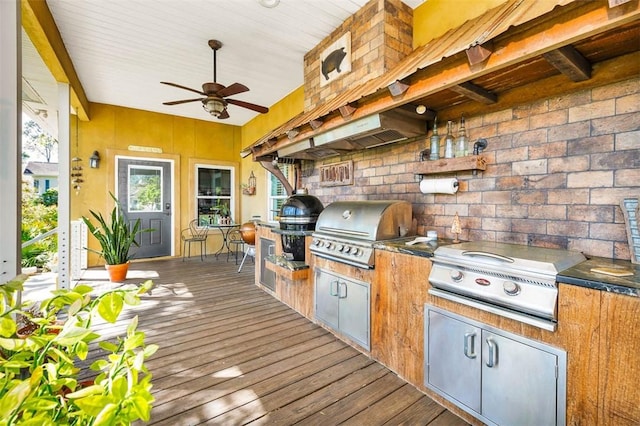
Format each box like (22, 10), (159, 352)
(433, 241), (586, 277)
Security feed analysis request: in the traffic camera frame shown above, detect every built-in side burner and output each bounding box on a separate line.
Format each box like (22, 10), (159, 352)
(428, 241), (586, 330)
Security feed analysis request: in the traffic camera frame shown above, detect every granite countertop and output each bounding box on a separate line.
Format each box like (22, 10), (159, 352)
(557, 257), (640, 298)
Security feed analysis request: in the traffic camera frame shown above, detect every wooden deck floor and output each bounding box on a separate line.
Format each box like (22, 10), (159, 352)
(82, 256), (468, 426)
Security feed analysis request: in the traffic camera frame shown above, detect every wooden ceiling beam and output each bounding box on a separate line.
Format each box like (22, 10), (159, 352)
(450, 82), (497, 104)
(338, 103), (357, 118)
(309, 119), (323, 130)
(387, 80), (410, 97)
(440, 51), (639, 123)
(542, 45), (592, 81)
(466, 41), (494, 66)
(21, 0), (91, 121)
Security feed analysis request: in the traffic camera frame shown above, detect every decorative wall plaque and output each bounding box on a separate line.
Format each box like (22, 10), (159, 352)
(320, 32), (351, 87)
(319, 160), (353, 187)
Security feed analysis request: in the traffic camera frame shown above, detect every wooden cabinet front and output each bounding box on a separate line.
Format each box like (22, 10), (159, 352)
(598, 291), (640, 426)
(372, 250), (431, 387)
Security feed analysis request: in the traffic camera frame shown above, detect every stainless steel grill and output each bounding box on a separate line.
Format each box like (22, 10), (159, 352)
(310, 200), (413, 268)
(428, 241), (586, 330)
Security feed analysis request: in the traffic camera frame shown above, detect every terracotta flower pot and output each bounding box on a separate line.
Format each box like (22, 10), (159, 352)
(105, 262), (129, 283)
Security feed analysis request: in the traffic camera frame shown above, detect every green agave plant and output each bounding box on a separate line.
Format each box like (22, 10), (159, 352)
(82, 194), (144, 266)
(0, 275), (158, 425)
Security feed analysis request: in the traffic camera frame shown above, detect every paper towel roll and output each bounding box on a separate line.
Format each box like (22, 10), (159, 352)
(420, 178), (459, 194)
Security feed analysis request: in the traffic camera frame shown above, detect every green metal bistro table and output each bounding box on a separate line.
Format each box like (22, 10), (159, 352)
(209, 223), (239, 258)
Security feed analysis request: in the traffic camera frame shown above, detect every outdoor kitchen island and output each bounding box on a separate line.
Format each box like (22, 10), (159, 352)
(255, 222), (639, 426)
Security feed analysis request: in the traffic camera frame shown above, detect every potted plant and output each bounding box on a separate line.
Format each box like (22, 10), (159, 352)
(0, 275), (157, 424)
(82, 193), (145, 282)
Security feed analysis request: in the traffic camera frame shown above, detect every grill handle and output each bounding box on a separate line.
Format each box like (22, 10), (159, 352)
(462, 250), (515, 263)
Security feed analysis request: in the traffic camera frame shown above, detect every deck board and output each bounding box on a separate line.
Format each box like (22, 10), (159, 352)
(77, 257), (467, 425)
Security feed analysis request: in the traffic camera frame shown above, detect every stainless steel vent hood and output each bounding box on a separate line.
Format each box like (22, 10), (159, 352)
(313, 109), (426, 150)
(277, 109), (427, 160)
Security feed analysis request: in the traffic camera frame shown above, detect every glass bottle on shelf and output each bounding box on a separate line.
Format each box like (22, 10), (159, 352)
(443, 120), (454, 159)
(455, 115), (469, 158)
(429, 116), (441, 160)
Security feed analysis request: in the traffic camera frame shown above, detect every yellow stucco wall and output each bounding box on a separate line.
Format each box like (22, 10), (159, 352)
(73, 103), (242, 265)
(412, 0), (508, 47)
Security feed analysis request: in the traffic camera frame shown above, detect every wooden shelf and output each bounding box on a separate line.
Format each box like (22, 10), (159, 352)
(414, 155), (487, 175)
(265, 259), (310, 281)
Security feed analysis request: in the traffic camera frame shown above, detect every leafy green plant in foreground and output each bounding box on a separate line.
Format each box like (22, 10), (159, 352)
(81, 193), (145, 266)
(0, 276), (157, 425)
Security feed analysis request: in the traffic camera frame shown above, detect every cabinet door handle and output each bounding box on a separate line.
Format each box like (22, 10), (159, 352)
(485, 337), (498, 368)
(330, 280), (339, 296)
(463, 332), (477, 359)
(338, 282), (348, 298)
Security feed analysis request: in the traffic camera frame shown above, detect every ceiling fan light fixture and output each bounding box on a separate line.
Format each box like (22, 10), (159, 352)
(258, 0), (280, 8)
(203, 99), (226, 117)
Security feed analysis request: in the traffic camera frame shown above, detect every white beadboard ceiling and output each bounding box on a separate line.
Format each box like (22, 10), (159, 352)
(24, 0), (424, 132)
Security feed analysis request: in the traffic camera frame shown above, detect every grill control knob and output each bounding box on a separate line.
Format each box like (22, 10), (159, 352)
(337, 244), (345, 252)
(450, 269), (464, 282)
(503, 281), (520, 296)
(352, 248), (361, 256)
(313, 239), (321, 246)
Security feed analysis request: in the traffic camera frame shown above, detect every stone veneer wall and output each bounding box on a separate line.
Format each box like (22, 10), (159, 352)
(301, 76), (640, 261)
(303, 0), (413, 112)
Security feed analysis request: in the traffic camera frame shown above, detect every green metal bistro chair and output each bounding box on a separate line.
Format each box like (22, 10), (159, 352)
(227, 229), (245, 264)
(181, 219), (209, 261)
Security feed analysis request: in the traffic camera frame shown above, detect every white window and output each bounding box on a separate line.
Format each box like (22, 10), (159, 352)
(267, 164), (293, 222)
(196, 165), (235, 225)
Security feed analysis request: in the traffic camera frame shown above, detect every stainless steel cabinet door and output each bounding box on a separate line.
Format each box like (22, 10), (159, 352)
(315, 269), (339, 330)
(338, 279), (370, 350)
(482, 331), (559, 426)
(259, 237), (275, 291)
(427, 310), (481, 412)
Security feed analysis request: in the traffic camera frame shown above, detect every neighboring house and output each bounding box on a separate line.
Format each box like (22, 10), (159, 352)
(23, 161), (58, 194)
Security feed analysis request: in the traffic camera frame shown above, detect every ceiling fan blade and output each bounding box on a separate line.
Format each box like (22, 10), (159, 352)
(217, 83), (249, 98)
(226, 98), (269, 114)
(217, 109), (230, 119)
(161, 81), (206, 96)
(163, 98), (204, 105)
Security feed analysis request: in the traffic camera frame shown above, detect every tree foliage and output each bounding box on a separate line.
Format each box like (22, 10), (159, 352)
(21, 182), (58, 269)
(22, 120), (58, 163)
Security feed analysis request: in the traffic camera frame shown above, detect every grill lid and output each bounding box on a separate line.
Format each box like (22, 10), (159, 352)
(313, 200), (412, 242)
(433, 241), (586, 278)
(279, 190), (324, 225)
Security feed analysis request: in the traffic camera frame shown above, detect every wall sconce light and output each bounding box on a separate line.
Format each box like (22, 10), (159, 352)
(89, 151), (100, 169)
(203, 98), (226, 117)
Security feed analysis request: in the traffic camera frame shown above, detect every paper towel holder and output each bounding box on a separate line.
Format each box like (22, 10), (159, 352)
(415, 175), (460, 190)
(415, 175), (459, 187)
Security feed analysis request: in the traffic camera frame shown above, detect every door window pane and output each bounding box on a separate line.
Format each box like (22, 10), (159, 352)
(128, 166), (162, 212)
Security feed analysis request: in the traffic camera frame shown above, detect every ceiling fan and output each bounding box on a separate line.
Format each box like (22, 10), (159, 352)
(161, 40), (269, 119)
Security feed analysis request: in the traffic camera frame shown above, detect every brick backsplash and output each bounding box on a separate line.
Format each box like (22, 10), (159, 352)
(302, 76), (640, 260)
